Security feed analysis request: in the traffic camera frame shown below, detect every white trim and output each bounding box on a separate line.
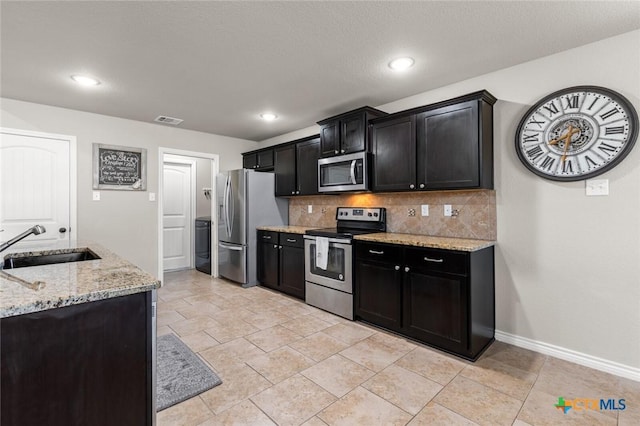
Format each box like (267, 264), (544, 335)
(495, 330), (640, 382)
(157, 147), (219, 282)
(0, 127), (78, 244)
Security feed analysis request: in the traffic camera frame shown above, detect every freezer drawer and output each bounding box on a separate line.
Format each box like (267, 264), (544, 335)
(218, 242), (246, 284)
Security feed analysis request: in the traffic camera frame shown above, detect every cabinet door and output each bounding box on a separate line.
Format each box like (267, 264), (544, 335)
(296, 138), (320, 195)
(274, 145), (297, 196)
(341, 112), (366, 154)
(371, 115), (416, 192)
(416, 101), (479, 189)
(243, 153), (257, 169)
(279, 245), (305, 299)
(257, 149), (274, 170)
(355, 260), (403, 332)
(320, 122), (340, 157)
(403, 268), (468, 354)
(258, 242), (280, 289)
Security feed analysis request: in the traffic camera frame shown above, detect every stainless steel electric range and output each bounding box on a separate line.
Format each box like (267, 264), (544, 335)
(303, 207), (386, 320)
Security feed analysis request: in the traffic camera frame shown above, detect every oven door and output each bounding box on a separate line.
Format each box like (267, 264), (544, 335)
(304, 237), (352, 293)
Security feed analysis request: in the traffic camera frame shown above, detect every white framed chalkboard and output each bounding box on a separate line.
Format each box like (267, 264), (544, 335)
(93, 144), (147, 190)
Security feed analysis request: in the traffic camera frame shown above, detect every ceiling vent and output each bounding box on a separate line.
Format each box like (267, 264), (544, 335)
(154, 115), (183, 126)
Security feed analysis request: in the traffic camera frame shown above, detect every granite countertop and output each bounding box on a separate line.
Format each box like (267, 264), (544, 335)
(0, 241), (161, 318)
(257, 225), (319, 234)
(354, 232), (495, 252)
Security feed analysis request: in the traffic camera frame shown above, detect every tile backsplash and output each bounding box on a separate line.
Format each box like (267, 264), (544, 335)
(289, 190), (496, 240)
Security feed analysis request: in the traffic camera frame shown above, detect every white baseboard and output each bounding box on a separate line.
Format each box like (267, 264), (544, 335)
(494, 330), (640, 382)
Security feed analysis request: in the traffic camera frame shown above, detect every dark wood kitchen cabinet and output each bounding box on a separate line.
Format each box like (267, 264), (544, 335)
(257, 230), (305, 299)
(318, 107), (387, 157)
(1, 291), (154, 426)
(370, 90), (495, 192)
(274, 135), (320, 197)
(243, 148), (274, 171)
(354, 240), (494, 360)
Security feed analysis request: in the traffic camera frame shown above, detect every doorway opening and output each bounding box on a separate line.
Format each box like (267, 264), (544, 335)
(158, 148), (218, 282)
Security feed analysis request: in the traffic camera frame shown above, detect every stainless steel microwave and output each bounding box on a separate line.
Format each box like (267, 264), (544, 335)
(318, 152), (369, 193)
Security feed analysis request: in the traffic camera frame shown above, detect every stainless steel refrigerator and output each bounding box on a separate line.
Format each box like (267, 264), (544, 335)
(217, 169), (288, 287)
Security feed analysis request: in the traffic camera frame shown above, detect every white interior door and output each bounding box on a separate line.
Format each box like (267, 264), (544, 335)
(0, 130), (72, 248)
(163, 160), (195, 271)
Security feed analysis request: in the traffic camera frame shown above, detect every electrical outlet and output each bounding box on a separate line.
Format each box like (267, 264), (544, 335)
(421, 204), (429, 216)
(308, 205), (313, 213)
(444, 204), (452, 217)
(92, 191), (100, 201)
(586, 179), (609, 196)
(149, 192), (156, 202)
(408, 208), (416, 217)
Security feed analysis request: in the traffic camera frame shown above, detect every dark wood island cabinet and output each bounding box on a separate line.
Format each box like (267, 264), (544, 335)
(257, 230), (305, 299)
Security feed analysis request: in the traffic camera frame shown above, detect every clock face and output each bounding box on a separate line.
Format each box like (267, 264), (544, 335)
(515, 86), (638, 181)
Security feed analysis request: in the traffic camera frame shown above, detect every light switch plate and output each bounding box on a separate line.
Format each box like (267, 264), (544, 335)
(308, 205), (313, 213)
(149, 192), (156, 201)
(586, 179), (609, 196)
(421, 204), (429, 216)
(92, 191), (100, 201)
(444, 204), (452, 217)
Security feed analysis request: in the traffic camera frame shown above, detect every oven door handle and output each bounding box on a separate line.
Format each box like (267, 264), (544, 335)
(350, 160), (357, 184)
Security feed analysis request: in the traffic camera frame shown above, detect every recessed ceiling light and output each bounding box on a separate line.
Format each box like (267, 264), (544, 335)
(70, 74), (101, 86)
(388, 57), (415, 71)
(260, 113), (278, 121)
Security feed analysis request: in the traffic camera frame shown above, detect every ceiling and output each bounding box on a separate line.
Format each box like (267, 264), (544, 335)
(2, 1), (639, 142)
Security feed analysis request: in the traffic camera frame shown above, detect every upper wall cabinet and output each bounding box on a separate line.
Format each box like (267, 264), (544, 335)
(242, 148), (274, 171)
(274, 135), (321, 197)
(371, 90), (496, 192)
(317, 107), (387, 158)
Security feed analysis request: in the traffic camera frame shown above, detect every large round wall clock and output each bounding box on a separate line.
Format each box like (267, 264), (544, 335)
(515, 86), (638, 181)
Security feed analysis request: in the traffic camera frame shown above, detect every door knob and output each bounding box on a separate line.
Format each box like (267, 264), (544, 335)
(59, 227), (67, 233)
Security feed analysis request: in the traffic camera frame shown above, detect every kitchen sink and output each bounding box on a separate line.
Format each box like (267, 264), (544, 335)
(3, 248), (101, 269)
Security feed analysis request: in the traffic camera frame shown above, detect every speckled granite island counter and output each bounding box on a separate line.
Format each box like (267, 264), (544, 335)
(1, 242), (158, 426)
(256, 225), (319, 234)
(354, 232), (495, 252)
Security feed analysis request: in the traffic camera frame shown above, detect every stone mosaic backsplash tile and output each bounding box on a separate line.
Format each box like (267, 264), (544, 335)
(289, 190), (496, 241)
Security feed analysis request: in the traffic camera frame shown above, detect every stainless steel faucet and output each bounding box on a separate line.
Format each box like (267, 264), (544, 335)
(0, 225), (46, 253)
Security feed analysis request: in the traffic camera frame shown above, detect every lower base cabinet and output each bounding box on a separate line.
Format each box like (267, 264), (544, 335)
(355, 241), (494, 360)
(257, 230), (305, 300)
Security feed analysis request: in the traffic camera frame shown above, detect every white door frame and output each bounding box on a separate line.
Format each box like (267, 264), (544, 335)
(157, 147), (219, 281)
(0, 127), (77, 242)
(162, 155), (197, 271)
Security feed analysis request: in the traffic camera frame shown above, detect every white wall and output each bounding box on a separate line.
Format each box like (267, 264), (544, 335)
(0, 99), (259, 274)
(261, 30), (640, 372)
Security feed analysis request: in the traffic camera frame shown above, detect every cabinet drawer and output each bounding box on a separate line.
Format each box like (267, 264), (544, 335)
(356, 242), (402, 264)
(405, 248), (468, 275)
(280, 233), (304, 248)
(258, 230), (279, 244)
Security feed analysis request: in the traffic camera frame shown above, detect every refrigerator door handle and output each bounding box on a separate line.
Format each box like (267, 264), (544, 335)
(218, 242), (244, 251)
(224, 176), (231, 238)
(227, 176), (235, 238)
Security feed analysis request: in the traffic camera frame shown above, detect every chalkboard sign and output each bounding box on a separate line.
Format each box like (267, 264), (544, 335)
(93, 144), (147, 190)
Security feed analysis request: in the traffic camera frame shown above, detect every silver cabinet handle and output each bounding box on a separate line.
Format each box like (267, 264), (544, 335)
(419, 183), (425, 188)
(341, 149), (345, 153)
(409, 184), (415, 189)
(273, 244), (278, 248)
(286, 238), (297, 243)
(296, 191), (300, 194)
(368, 250), (384, 255)
(291, 191), (295, 195)
(394, 265), (400, 270)
(334, 150), (339, 154)
(424, 257), (444, 263)
(278, 245), (282, 249)
(404, 267), (410, 272)
(263, 236), (271, 240)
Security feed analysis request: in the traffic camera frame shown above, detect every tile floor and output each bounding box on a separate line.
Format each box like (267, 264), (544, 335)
(157, 270), (639, 426)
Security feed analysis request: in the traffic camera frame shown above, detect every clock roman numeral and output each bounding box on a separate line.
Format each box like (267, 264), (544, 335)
(588, 97), (598, 110)
(528, 117), (546, 129)
(544, 102), (560, 118)
(597, 142), (618, 155)
(562, 159), (574, 174)
(540, 156), (555, 171)
(526, 145), (544, 160)
(605, 126), (625, 135)
(600, 108), (619, 121)
(584, 155), (598, 168)
(565, 95), (579, 109)
(522, 133), (539, 143)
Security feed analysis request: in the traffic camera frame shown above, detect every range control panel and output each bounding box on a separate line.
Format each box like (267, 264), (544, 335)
(336, 207), (386, 222)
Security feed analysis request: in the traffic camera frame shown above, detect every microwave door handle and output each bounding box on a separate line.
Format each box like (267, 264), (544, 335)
(350, 160), (357, 184)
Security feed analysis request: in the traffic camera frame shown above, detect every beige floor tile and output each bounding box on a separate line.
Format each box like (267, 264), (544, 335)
(158, 298), (191, 313)
(175, 302), (222, 319)
(301, 354), (375, 397)
(179, 331), (220, 353)
(245, 325), (303, 352)
(289, 331), (349, 362)
(280, 314), (333, 336)
(362, 364), (442, 415)
(242, 309), (294, 330)
(308, 309), (345, 325)
(158, 310), (187, 327)
(247, 346), (315, 384)
(278, 302), (319, 317)
(434, 376), (522, 426)
(517, 387), (616, 425)
(300, 416), (329, 426)
(157, 325), (173, 336)
(460, 357), (537, 401)
(512, 420), (533, 426)
(339, 332), (415, 372)
(408, 401), (478, 425)
(196, 400), (276, 425)
(157, 396), (213, 426)
(200, 337), (265, 373)
(208, 307), (256, 323)
(478, 341), (546, 373)
(199, 365), (272, 415)
(396, 346), (467, 385)
(169, 315), (220, 337)
(322, 322), (376, 345)
(251, 374), (336, 426)
(203, 319), (259, 343)
(318, 386), (413, 426)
